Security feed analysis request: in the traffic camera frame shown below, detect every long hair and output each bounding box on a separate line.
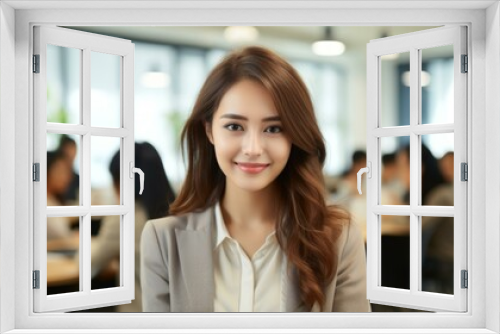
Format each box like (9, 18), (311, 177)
(109, 142), (176, 220)
(169, 46), (349, 311)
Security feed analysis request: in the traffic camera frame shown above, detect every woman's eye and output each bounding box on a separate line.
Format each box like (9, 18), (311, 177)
(265, 126), (282, 134)
(224, 124), (242, 131)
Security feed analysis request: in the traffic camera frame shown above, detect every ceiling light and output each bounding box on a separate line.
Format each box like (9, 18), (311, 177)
(224, 26), (259, 43)
(312, 27), (345, 56)
(381, 53), (399, 60)
(402, 71), (431, 87)
(141, 66), (170, 89)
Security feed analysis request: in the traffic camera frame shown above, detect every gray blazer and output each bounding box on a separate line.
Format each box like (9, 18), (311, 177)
(140, 205), (370, 312)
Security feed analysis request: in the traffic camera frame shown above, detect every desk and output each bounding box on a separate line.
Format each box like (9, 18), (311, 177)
(47, 235), (119, 288)
(363, 221), (410, 241)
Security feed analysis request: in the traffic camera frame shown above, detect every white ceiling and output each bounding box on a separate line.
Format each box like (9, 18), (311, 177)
(69, 26), (443, 64)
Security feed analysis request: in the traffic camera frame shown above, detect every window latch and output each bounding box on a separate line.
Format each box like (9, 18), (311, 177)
(129, 161), (144, 195)
(357, 161), (371, 195)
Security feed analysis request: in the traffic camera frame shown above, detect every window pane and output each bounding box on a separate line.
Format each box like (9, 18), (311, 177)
(381, 215), (410, 290)
(47, 216), (80, 295)
(91, 52), (121, 128)
(381, 137), (410, 205)
(47, 133), (80, 206)
(421, 133), (454, 206)
(420, 45), (454, 124)
(91, 215), (120, 290)
(421, 216), (454, 294)
(381, 52), (410, 127)
(91, 136), (121, 206)
(47, 44), (81, 124)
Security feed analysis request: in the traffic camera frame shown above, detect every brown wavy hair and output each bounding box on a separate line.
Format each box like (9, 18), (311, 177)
(169, 46), (349, 311)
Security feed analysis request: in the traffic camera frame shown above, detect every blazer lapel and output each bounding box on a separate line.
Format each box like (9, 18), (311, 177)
(175, 208), (215, 312)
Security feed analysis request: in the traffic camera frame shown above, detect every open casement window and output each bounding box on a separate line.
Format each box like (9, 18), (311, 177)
(33, 26), (136, 312)
(364, 26), (467, 312)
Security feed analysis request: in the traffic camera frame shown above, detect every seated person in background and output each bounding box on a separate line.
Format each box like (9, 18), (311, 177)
(421, 151), (454, 294)
(335, 150), (367, 204)
(90, 142), (176, 312)
(47, 151), (74, 240)
(57, 135), (80, 205)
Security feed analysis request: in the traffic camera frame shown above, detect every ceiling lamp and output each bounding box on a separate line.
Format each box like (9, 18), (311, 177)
(402, 70), (431, 87)
(141, 65), (170, 89)
(312, 27), (345, 56)
(224, 26), (259, 43)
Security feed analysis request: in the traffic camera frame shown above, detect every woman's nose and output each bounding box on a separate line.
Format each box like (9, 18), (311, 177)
(242, 131), (263, 157)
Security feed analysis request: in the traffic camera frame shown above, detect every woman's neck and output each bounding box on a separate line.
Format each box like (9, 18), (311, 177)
(220, 183), (279, 230)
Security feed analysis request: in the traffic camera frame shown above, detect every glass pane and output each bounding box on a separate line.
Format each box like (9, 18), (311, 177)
(421, 216), (454, 294)
(91, 52), (121, 128)
(91, 136), (121, 206)
(381, 137), (410, 205)
(421, 133), (454, 206)
(420, 45), (454, 124)
(381, 215), (410, 290)
(47, 44), (81, 124)
(47, 133), (80, 206)
(47, 216), (80, 295)
(380, 52), (410, 127)
(91, 215), (120, 290)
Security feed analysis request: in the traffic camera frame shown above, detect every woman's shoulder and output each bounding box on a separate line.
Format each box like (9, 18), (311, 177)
(143, 206), (215, 237)
(326, 205), (363, 254)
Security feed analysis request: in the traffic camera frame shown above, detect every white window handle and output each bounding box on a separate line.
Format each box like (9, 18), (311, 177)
(357, 162), (371, 195)
(129, 162), (145, 195)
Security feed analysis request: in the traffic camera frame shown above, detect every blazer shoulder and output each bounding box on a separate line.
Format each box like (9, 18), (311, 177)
(146, 214), (189, 235)
(337, 217), (364, 256)
(144, 206), (215, 237)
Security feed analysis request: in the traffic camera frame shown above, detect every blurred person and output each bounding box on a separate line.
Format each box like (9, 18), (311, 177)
(333, 151), (368, 235)
(47, 150), (74, 240)
(57, 135), (80, 205)
(90, 142), (176, 312)
(381, 153), (405, 206)
(335, 150), (367, 204)
(439, 151), (454, 184)
(141, 46), (370, 312)
(421, 151), (454, 294)
(396, 144), (446, 205)
(396, 145), (452, 293)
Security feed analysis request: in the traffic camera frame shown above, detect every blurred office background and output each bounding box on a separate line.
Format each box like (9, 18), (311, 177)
(46, 26), (455, 312)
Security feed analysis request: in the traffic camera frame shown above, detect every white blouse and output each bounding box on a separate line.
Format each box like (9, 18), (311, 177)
(212, 202), (288, 312)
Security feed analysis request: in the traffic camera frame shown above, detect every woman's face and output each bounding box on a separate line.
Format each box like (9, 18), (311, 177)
(206, 79), (292, 193)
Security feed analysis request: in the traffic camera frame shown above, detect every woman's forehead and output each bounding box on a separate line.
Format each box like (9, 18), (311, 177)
(215, 80), (279, 119)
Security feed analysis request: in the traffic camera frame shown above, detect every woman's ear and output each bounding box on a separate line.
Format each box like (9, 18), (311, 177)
(205, 122), (214, 145)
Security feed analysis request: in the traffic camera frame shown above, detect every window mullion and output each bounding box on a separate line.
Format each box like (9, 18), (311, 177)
(81, 47), (91, 294)
(409, 47), (420, 294)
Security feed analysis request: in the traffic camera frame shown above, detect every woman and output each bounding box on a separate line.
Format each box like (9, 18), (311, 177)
(91, 142), (176, 312)
(141, 46), (369, 312)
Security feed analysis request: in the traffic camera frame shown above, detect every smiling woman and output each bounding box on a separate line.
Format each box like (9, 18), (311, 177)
(140, 46), (370, 313)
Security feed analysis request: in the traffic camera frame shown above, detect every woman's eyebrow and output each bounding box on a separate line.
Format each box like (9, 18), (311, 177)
(219, 113), (281, 122)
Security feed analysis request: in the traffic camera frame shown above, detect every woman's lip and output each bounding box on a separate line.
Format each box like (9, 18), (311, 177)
(235, 162), (269, 167)
(235, 162), (269, 174)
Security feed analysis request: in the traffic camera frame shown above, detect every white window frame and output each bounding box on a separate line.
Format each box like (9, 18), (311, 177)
(366, 26), (468, 312)
(33, 25), (136, 313)
(0, 2), (499, 333)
